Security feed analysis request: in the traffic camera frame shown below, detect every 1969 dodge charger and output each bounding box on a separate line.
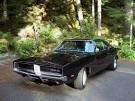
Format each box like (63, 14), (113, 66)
(13, 39), (118, 89)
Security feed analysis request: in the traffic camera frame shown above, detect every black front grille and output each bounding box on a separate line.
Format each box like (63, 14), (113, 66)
(40, 67), (51, 72)
(17, 61), (62, 76)
(40, 62), (63, 75)
(18, 63), (34, 73)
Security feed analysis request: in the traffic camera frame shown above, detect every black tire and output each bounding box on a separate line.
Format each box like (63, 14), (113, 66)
(74, 68), (87, 89)
(108, 58), (117, 70)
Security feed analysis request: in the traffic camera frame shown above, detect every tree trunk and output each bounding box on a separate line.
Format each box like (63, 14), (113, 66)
(129, 1), (133, 49)
(75, 0), (84, 33)
(92, 0), (95, 24)
(66, 0), (76, 28)
(3, 0), (8, 21)
(91, 0), (95, 35)
(97, 0), (102, 36)
(125, 0), (133, 49)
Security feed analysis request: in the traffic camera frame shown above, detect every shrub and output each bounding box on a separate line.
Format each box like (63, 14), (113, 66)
(0, 43), (7, 54)
(52, 16), (68, 28)
(61, 27), (95, 40)
(59, 15), (96, 40)
(106, 34), (135, 60)
(38, 24), (55, 44)
(15, 38), (39, 57)
(83, 16), (96, 37)
(0, 31), (14, 54)
(61, 28), (81, 39)
(0, 31), (13, 41)
(118, 44), (135, 59)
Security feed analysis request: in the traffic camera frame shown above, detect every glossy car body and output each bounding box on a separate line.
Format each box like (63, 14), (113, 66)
(13, 39), (118, 88)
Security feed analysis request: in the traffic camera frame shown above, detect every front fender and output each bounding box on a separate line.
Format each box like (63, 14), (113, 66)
(63, 55), (95, 82)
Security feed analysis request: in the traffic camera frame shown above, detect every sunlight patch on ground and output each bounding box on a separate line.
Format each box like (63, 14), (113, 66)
(116, 70), (135, 75)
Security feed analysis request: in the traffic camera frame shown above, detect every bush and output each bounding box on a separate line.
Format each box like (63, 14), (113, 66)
(0, 31), (15, 52)
(106, 34), (135, 60)
(52, 16), (68, 28)
(15, 38), (39, 57)
(118, 44), (135, 59)
(59, 15), (96, 40)
(0, 31), (13, 41)
(0, 43), (7, 54)
(61, 28), (81, 39)
(15, 23), (61, 57)
(38, 24), (56, 44)
(83, 15), (96, 37)
(61, 27), (95, 40)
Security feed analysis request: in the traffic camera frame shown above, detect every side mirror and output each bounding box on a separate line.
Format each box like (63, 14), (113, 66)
(95, 47), (99, 53)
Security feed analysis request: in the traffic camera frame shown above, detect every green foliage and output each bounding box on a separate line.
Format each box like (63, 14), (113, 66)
(0, 31), (15, 53)
(0, 31), (13, 40)
(15, 23), (59, 57)
(38, 24), (57, 44)
(118, 44), (135, 59)
(105, 7), (125, 18)
(102, 0), (129, 34)
(0, 0), (134, 60)
(83, 15), (95, 37)
(52, 16), (68, 28)
(0, 43), (7, 54)
(107, 34), (135, 60)
(15, 38), (39, 57)
(109, 34), (128, 45)
(60, 15), (96, 39)
(61, 29), (81, 39)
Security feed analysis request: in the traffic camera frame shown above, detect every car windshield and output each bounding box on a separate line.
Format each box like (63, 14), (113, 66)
(54, 40), (95, 53)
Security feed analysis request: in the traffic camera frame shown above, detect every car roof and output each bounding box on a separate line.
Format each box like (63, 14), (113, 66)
(64, 38), (105, 42)
(64, 39), (92, 41)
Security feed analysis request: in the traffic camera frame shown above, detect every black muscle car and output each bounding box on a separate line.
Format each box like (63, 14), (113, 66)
(13, 39), (118, 89)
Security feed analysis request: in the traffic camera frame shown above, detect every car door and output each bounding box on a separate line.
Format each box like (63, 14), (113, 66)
(94, 40), (108, 72)
(102, 40), (114, 66)
(84, 41), (97, 75)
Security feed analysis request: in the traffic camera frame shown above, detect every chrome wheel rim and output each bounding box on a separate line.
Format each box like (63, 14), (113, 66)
(82, 70), (87, 86)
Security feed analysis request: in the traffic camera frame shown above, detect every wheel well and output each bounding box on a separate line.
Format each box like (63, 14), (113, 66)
(75, 67), (89, 79)
(86, 67), (89, 75)
(115, 55), (118, 59)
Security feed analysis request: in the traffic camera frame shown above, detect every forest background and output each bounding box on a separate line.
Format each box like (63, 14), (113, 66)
(0, 0), (135, 59)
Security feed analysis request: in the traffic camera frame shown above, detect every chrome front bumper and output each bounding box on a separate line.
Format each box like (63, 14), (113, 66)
(13, 68), (67, 82)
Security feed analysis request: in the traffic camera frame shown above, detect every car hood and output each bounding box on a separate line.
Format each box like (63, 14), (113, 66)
(43, 53), (86, 66)
(16, 53), (86, 66)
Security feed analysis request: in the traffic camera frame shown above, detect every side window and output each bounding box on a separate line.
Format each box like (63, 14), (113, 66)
(61, 42), (76, 49)
(95, 40), (107, 51)
(85, 41), (95, 53)
(95, 41), (104, 51)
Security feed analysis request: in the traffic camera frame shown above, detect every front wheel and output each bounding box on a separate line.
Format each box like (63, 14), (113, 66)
(74, 68), (87, 89)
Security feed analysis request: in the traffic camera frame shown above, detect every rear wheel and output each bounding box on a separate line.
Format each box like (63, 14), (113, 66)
(74, 68), (87, 89)
(108, 58), (117, 70)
